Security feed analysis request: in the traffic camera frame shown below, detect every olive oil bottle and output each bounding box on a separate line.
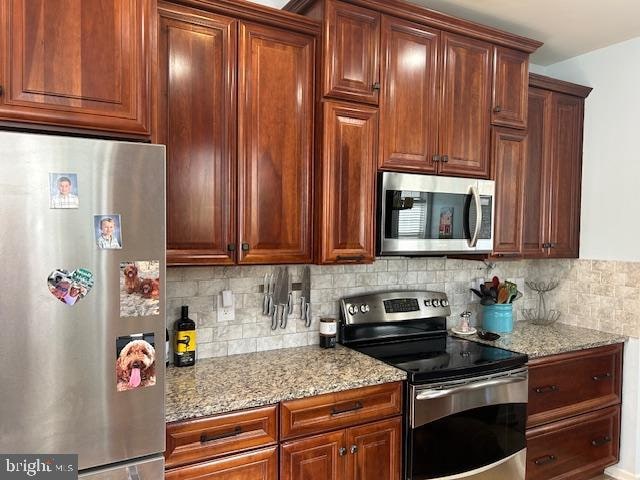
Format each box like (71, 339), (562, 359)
(173, 306), (196, 367)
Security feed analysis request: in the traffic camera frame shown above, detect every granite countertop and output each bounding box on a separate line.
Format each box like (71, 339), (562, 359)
(455, 321), (626, 358)
(165, 345), (406, 423)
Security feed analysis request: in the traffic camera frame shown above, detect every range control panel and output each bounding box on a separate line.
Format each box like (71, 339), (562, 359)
(341, 291), (451, 325)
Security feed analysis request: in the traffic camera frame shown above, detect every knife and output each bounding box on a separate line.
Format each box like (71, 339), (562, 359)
(301, 266), (311, 328)
(262, 273), (270, 315)
(279, 267), (289, 329)
(270, 269), (281, 330)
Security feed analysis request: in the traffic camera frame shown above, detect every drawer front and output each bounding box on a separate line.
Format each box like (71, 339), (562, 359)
(526, 406), (620, 480)
(280, 382), (403, 440)
(165, 446), (277, 480)
(165, 405), (278, 469)
(527, 344), (622, 427)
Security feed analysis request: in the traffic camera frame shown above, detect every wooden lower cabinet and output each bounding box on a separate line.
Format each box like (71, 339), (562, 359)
(526, 407), (620, 480)
(525, 344), (623, 480)
(165, 446), (278, 480)
(280, 417), (402, 480)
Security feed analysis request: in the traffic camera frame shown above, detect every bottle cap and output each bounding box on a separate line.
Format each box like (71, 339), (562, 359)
(181, 305), (189, 318)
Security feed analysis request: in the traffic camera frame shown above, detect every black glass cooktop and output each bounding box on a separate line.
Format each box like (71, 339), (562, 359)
(351, 334), (528, 383)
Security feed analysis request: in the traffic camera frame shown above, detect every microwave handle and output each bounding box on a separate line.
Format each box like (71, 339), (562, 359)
(469, 185), (482, 247)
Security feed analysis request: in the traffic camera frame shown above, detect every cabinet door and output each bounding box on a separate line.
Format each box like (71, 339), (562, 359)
(165, 446), (278, 480)
(492, 47), (529, 129)
(156, 5), (236, 265)
(522, 87), (551, 258)
(324, 0), (380, 105)
(378, 16), (439, 173)
(281, 430), (346, 480)
(0, 0), (150, 135)
(319, 102), (378, 264)
(345, 417), (402, 480)
(438, 33), (492, 178)
(238, 22), (314, 264)
(492, 128), (527, 256)
(547, 93), (584, 258)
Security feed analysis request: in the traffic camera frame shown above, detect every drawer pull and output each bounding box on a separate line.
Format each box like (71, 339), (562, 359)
(330, 400), (363, 416)
(200, 426), (242, 443)
(592, 435), (612, 447)
(592, 372), (612, 381)
(534, 385), (559, 394)
(533, 454), (557, 466)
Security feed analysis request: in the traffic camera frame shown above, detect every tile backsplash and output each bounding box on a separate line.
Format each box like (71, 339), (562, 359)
(166, 257), (640, 361)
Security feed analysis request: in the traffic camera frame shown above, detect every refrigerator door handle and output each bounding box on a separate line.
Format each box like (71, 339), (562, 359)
(127, 466), (140, 480)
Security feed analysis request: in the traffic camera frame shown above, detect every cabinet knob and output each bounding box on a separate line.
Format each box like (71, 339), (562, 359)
(432, 154), (442, 163)
(339, 447), (347, 456)
(227, 243), (236, 252)
(241, 243), (250, 251)
(441, 155), (449, 163)
(542, 242), (551, 249)
(372, 82), (381, 91)
(533, 454), (557, 466)
(591, 435), (612, 447)
(350, 445), (358, 454)
(493, 105), (502, 113)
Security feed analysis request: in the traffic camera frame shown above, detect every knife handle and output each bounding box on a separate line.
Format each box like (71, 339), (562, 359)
(270, 304), (278, 330)
(287, 292), (293, 314)
(300, 297), (305, 316)
(279, 304), (286, 329)
(262, 292), (269, 315)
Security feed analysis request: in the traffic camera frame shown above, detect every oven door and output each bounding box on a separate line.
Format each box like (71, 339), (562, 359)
(378, 172), (494, 255)
(408, 368), (528, 480)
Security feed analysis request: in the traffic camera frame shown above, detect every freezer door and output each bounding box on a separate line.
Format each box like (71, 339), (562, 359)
(0, 132), (166, 470)
(79, 456), (164, 479)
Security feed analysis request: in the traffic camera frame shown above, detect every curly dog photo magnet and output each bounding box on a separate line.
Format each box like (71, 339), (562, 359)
(47, 268), (94, 306)
(119, 260), (160, 317)
(116, 333), (156, 392)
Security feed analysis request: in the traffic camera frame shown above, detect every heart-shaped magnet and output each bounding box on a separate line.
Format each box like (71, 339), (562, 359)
(47, 268), (94, 306)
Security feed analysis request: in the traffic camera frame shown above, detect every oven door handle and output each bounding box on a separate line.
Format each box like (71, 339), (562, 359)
(415, 373), (528, 400)
(468, 185), (482, 248)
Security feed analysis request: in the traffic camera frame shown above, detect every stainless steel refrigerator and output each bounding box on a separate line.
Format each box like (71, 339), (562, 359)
(0, 131), (166, 479)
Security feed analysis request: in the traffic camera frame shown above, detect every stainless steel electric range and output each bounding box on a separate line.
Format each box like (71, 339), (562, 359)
(339, 291), (529, 480)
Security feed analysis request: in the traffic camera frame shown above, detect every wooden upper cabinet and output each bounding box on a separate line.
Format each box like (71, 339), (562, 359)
(522, 87), (551, 258)
(319, 102), (378, 264)
(281, 430), (346, 480)
(438, 33), (492, 178)
(547, 92), (584, 258)
(378, 16), (439, 173)
(0, 0), (151, 136)
(324, 0), (380, 104)
(345, 417), (402, 480)
(237, 22), (314, 264)
(492, 128), (526, 256)
(156, 4), (236, 265)
(492, 47), (529, 129)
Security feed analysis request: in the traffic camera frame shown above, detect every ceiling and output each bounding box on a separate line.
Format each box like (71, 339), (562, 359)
(250, 0), (640, 65)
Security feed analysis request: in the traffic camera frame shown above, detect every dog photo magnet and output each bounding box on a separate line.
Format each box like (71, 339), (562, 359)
(47, 268), (94, 306)
(94, 214), (122, 249)
(49, 173), (79, 209)
(116, 333), (156, 392)
(120, 260), (160, 317)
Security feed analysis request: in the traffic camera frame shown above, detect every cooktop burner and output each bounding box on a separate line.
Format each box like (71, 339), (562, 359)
(339, 290), (528, 383)
(350, 335), (527, 383)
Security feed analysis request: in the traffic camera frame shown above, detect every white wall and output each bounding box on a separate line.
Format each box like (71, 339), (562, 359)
(544, 37), (640, 479)
(544, 37), (640, 262)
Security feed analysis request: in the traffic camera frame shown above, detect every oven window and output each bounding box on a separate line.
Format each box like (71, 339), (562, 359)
(384, 190), (472, 240)
(410, 403), (526, 479)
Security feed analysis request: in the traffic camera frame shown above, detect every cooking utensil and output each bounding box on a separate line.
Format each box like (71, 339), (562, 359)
(477, 329), (500, 341)
(278, 267), (290, 329)
(492, 276), (500, 289)
(270, 269), (281, 330)
(301, 266), (311, 327)
(470, 288), (483, 299)
(497, 285), (509, 304)
(262, 273), (271, 315)
(505, 281), (518, 303)
(480, 296), (496, 306)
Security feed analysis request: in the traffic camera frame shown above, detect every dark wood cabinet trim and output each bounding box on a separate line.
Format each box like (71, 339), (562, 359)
(284, 0), (542, 53)
(529, 73), (593, 98)
(169, 0), (321, 35)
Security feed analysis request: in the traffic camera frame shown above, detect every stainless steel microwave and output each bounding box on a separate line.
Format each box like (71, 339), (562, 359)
(377, 172), (495, 256)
